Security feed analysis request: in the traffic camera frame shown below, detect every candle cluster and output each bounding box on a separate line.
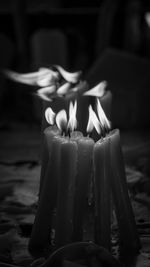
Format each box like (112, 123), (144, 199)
(28, 99), (141, 259)
(4, 65), (140, 260)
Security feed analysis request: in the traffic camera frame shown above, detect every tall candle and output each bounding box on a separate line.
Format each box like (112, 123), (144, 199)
(29, 135), (65, 255)
(72, 136), (94, 242)
(93, 136), (111, 251)
(109, 129), (141, 257)
(55, 139), (78, 248)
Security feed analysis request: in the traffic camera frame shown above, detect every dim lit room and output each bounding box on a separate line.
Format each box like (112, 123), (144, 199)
(0, 0), (150, 266)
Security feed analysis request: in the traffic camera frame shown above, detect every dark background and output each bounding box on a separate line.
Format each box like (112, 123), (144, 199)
(0, 2), (150, 266)
(0, 0), (150, 130)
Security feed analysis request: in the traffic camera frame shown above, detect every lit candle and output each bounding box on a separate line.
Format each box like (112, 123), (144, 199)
(29, 101), (80, 251)
(29, 106), (72, 254)
(54, 101), (79, 247)
(91, 99), (140, 255)
(89, 100), (111, 251)
(64, 104), (94, 242)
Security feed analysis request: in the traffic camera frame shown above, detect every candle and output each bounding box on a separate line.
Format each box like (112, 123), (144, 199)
(39, 124), (60, 196)
(87, 99), (111, 251)
(89, 98), (140, 256)
(29, 94), (140, 259)
(55, 139), (78, 248)
(109, 129), (141, 258)
(53, 101), (79, 247)
(93, 137), (111, 251)
(72, 136), (94, 242)
(28, 134), (66, 255)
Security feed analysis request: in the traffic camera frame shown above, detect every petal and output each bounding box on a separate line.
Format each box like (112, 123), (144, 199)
(57, 82), (71, 96)
(37, 85), (56, 94)
(37, 68), (59, 87)
(36, 92), (52, 102)
(83, 81), (107, 97)
(4, 69), (40, 85)
(54, 65), (82, 83)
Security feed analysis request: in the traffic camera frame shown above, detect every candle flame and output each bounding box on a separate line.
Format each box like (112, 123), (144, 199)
(54, 65), (82, 83)
(86, 105), (101, 135)
(96, 98), (111, 131)
(55, 109), (68, 133)
(45, 107), (56, 125)
(83, 81), (107, 97)
(67, 100), (77, 132)
(86, 99), (111, 136)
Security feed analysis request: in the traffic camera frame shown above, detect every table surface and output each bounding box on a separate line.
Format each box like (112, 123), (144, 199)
(0, 121), (150, 267)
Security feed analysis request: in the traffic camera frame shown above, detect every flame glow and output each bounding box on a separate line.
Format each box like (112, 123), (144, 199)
(54, 65), (82, 84)
(86, 99), (111, 136)
(145, 12), (150, 28)
(67, 100), (77, 132)
(55, 109), (68, 133)
(45, 107), (56, 125)
(86, 105), (101, 134)
(83, 81), (107, 97)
